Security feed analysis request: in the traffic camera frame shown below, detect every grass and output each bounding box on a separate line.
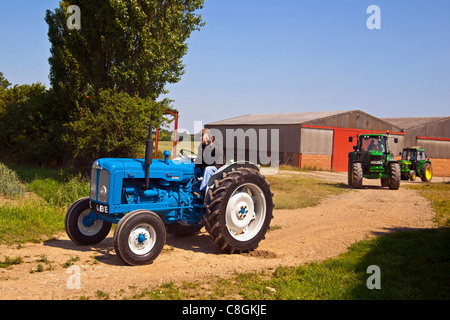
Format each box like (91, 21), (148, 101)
(0, 162), (89, 244)
(0, 255), (23, 268)
(0, 202), (64, 244)
(404, 182), (450, 227)
(266, 174), (347, 210)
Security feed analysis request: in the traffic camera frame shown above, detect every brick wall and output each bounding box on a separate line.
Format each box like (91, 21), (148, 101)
(300, 154), (332, 170)
(429, 158), (450, 177)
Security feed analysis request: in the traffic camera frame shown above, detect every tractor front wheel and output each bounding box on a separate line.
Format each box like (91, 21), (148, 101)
(409, 170), (416, 181)
(113, 210), (166, 266)
(205, 168), (274, 254)
(65, 197), (111, 245)
(350, 162), (363, 189)
(388, 163), (401, 190)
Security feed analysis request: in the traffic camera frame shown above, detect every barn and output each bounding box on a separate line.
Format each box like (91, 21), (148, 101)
(205, 110), (405, 172)
(382, 116), (450, 177)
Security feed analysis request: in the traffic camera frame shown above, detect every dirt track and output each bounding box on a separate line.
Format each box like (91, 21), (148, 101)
(0, 170), (443, 300)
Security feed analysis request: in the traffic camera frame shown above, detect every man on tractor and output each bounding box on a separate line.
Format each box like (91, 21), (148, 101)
(194, 128), (224, 201)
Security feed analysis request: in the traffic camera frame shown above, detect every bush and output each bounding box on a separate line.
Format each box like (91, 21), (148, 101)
(0, 163), (25, 198)
(0, 83), (66, 166)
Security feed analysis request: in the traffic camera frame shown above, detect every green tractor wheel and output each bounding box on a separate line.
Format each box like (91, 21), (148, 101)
(387, 162), (401, 190)
(350, 162), (363, 189)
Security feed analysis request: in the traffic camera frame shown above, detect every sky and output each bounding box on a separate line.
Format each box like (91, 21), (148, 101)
(0, 0), (449, 133)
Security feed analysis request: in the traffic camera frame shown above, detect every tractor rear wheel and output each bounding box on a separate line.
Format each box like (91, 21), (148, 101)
(388, 163), (401, 190)
(420, 163), (432, 182)
(204, 168), (274, 254)
(113, 210), (166, 266)
(350, 162), (363, 189)
(65, 197), (111, 245)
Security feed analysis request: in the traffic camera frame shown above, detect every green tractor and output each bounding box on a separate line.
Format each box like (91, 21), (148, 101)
(398, 147), (433, 182)
(348, 133), (400, 190)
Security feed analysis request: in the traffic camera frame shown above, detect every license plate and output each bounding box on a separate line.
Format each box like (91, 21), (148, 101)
(90, 201), (109, 214)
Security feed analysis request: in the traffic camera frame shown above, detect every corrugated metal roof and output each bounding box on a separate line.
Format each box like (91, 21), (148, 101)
(207, 110), (354, 125)
(382, 117), (449, 130)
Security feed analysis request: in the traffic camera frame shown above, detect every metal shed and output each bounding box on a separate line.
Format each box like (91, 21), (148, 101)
(382, 116), (450, 176)
(206, 110), (404, 172)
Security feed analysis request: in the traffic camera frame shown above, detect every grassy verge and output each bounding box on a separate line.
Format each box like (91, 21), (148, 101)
(0, 163), (89, 244)
(266, 175), (347, 210)
(404, 182), (450, 227)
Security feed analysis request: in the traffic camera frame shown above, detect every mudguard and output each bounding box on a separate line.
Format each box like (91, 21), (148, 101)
(204, 160), (260, 204)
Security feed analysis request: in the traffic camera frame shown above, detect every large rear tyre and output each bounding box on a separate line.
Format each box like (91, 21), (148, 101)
(65, 197), (111, 245)
(388, 163), (401, 190)
(420, 163), (432, 182)
(351, 162), (363, 189)
(205, 168), (274, 254)
(113, 210), (166, 266)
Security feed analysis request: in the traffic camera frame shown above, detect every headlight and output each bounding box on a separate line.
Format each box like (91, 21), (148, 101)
(371, 161), (382, 165)
(99, 185), (107, 196)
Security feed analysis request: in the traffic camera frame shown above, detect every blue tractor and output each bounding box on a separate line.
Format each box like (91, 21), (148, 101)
(65, 124), (274, 265)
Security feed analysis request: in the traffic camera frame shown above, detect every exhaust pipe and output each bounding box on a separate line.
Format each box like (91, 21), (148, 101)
(144, 123), (153, 190)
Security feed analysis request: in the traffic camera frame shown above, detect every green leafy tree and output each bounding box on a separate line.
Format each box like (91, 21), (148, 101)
(0, 72), (11, 111)
(68, 89), (171, 165)
(45, 0), (205, 100)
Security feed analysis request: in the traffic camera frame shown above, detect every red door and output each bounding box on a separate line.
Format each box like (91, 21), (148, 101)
(332, 128), (370, 172)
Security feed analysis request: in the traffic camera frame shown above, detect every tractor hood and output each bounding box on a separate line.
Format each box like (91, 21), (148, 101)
(93, 158), (195, 183)
(368, 150), (383, 156)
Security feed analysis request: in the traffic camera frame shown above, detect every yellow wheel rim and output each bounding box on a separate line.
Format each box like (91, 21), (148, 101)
(426, 167), (432, 180)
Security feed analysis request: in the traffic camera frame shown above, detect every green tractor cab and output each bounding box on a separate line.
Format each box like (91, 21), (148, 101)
(348, 133), (400, 190)
(398, 147), (432, 182)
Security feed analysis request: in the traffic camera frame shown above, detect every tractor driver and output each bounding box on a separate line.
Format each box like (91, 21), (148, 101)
(368, 138), (384, 152)
(194, 128), (224, 201)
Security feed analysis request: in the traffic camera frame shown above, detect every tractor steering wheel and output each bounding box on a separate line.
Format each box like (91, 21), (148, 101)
(179, 149), (197, 161)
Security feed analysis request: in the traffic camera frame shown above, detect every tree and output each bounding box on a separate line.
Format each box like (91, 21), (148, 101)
(45, 0), (205, 100)
(67, 89), (171, 165)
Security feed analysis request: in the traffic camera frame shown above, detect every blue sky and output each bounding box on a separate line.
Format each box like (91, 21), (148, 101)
(1, 0), (449, 132)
